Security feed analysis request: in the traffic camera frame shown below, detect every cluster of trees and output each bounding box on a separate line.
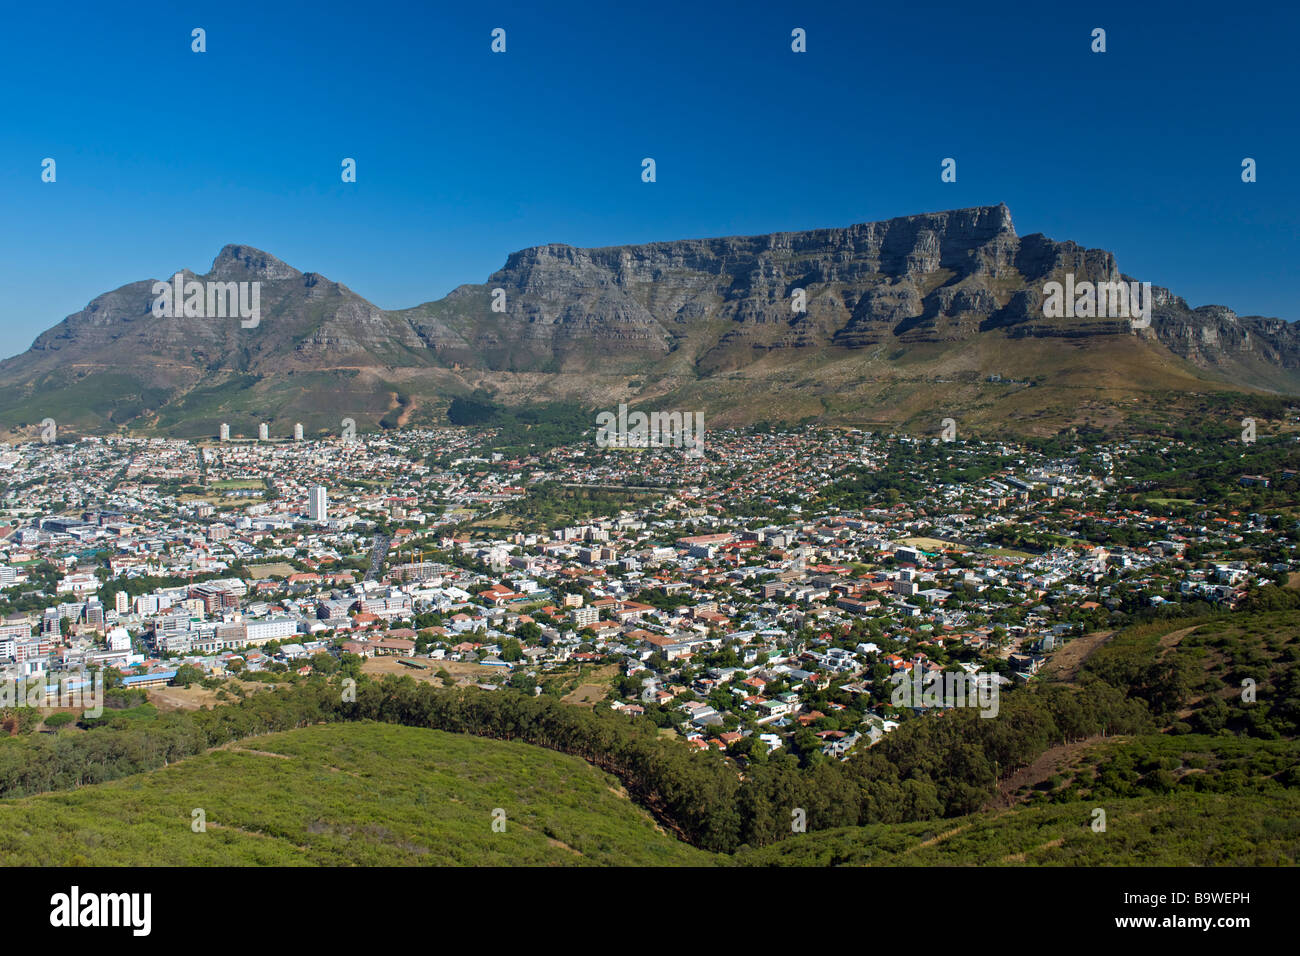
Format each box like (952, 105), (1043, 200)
(502, 482), (659, 528)
(1081, 737), (1300, 799)
(0, 562), (61, 616)
(1119, 434), (1300, 511)
(446, 393), (591, 457)
(330, 673), (1151, 852)
(1084, 607), (1300, 739)
(0, 682), (340, 798)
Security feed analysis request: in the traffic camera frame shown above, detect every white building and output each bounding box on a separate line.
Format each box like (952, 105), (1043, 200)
(308, 485), (328, 522)
(245, 618), (299, 644)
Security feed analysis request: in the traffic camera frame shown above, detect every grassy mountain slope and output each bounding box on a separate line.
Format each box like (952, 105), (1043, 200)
(735, 789), (1300, 866)
(0, 722), (713, 866)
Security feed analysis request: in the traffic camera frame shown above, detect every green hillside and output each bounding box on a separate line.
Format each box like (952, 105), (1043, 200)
(0, 722), (712, 866)
(734, 789), (1300, 866)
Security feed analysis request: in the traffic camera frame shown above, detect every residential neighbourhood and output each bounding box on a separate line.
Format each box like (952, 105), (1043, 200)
(1, 425), (1296, 763)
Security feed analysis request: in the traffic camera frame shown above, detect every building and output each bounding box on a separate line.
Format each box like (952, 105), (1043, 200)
(569, 606), (599, 627)
(244, 618), (299, 645)
(119, 671), (177, 690)
(83, 600), (105, 629)
(308, 485), (328, 522)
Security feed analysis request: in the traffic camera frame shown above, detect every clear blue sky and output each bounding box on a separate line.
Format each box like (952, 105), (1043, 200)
(1, 0), (1296, 360)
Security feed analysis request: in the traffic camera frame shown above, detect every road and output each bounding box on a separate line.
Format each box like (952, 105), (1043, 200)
(364, 533), (392, 581)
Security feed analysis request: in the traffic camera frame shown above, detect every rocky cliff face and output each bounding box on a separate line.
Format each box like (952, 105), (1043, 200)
(416, 204), (1033, 362)
(401, 203), (1296, 379)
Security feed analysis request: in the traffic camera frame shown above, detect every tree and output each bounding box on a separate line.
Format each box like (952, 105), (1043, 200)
(310, 652), (339, 675)
(173, 664), (204, 688)
(43, 712), (75, 731)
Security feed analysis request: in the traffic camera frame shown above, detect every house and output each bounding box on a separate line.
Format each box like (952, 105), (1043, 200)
(372, 638), (416, 657)
(119, 670), (177, 690)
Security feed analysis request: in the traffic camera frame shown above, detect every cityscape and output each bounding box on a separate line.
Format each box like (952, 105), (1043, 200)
(2, 422), (1295, 764)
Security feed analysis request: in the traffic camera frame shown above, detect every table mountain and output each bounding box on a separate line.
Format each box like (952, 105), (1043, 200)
(1, 204), (1295, 438)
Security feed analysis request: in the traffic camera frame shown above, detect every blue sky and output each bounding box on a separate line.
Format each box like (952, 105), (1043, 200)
(1, 0), (1296, 360)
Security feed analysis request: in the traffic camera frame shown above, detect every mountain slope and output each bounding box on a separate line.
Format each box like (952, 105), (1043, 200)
(0, 722), (713, 866)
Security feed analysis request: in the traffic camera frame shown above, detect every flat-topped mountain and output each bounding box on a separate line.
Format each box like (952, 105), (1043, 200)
(1, 205), (1295, 438)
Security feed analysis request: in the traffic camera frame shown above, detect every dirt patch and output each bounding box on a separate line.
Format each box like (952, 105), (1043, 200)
(361, 656), (496, 686)
(396, 399), (420, 427)
(913, 824), (969, 849)
(225, 747), (294, 759)
(149, 679), (270, 712)
(564, 684), (609, 707)
(206, 822), (307, 847)
(1157, 625), (1199, 649)
(1003, 837), (1065, 863)
(561, 664), (618, 707)
(149, 684), (223, 712)
(545, 836), (582, 856)
(988, 735), (1111, 809)
(1039, 630), (1115, 684)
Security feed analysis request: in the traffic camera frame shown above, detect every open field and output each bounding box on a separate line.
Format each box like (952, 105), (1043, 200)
(562, 664), (620, 707)
(983, 547), (1035, 559)
(897, 537), (953, 552)
(246, 562), (296, 580)
(360, 656), (501, 686)
(898, 536), (1032, 560)
(361, 656), (444, 685)
(147, 684), (226, 712)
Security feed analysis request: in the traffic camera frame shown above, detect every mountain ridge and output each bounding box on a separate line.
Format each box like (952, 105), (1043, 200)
(2, 204), (1296, 438)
